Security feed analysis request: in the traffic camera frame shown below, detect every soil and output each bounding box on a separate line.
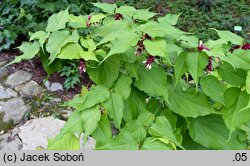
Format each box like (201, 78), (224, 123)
(0, 50), (92, 101)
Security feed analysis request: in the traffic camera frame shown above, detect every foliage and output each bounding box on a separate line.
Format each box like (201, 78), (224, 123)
(8, 3), (250, 150)
(59, 62), (81, 90)
(0, 0), (97, 51)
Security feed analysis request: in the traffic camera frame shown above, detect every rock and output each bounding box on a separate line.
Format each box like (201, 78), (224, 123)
(50, 98), (62, 103)
(44, 80), (63, 91)
(60, 109), (72, 119)
(13, 117), (65, 150)
(15, 81), (44, 96)
(0, 98), (31, 124)
(0, 67), (8, 79)
(80, 133), (96, 150)
(0, 133), (22, 150)
(0, 61), (7, 67)
(6, 70), (32, 87)
(0, 86), (18, 99)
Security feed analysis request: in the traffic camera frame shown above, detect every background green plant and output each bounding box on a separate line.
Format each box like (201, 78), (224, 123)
(8, 3), (250, 150)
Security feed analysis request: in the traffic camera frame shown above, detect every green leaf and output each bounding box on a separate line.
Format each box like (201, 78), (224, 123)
(158, 13), (181, 25)
(144, 39), (168, 58)
(188, 115), (245, 149)
(81, 105), (101, 142)
(90, 13), (107, 23)
(218, 62), (246, 86)
(97, 133), (139, 150)
(139, 21), (184, 38)
(222, 88), (250, 134)
(93, 2), (117, 14)
(186, 52), (208, 89)
(46, 30), (79, 63)
(66, 85), (110, 111)
(68, 14), (86, 29)
(57, 111), (83, 140)
(123, 86), (147, 123)
(30, 31), (50, 51)
(223, 50), (250, 70)
(103, 93), (124, 129)
(92, 115), (112, 147)
(200, 75), (226, 104)
(148, 116), (184, 149)
(134, 64), (168, 98)
(46, 8), (69, 32)
(174, 52), (187, 88)
(106, 31), (140, 59)
(124, 62), (139, 79)
(137, 111), (155, 128)
(116, 6), (136, 17)
(168, 89), (217, 117)
(211, 29), (244, 45)
(114, 74), (133, 100)
(57, 43), (82, 59)
(133, 9), (156, 21)
(246, 71), (250, 94)
(47, 133), (80, 150)
(88, 56), (120, 88)
(141, 137), (173, 150)
(8, 41), (40, 65)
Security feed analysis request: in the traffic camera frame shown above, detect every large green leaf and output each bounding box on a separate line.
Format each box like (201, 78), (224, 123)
(168, 89), (217, 117)
(188, 115), (245, 149)
(57, 111), (83, 140)
(141, 137), (173, 150)
(123, 87), (147, 123)
(148, 116), (184, 149)
(157, 13), (181, 25)
(223, 50), (250, 70)
(66, 85), (110, 111)
(218, 62), (246, 86)
(186, 52), (208, 88)
(174, 52), (187, 87)
(30, 31), (50, 51)
(200, 75), (226, 104)
(139, 21), (184, 38)
(92, 115), (112, 147)
(47, 133), (80, 150)
(246, 71), (250, 94)
(93, 2), (117, 14)
(81, 105), (101, 142)
(57, 43), (82, 59)
(46, 30), (79, 63)
(46, 8), (69, 32)
(88, 56), (120, 88)
(8, 41), (40, 65)
(212, 29), (244, 45)
(114, 74), (133, 100)
(144, 39), (168, 58)
(103, 93), (124, 129)
(222, 88), (250, 134)
(134, 64), (168, 98)
(133, 9), (156, 21)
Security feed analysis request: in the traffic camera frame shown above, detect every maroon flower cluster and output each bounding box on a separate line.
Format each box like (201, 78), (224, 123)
(197, 40), (212, 72)
(143, 55), (155, 69)
(79, 59), (86, 75)
(229, 43), (250, 53)
(114, 13), (123, 20)
(86, 15), (92, 28)
(135, 34), (152, 56)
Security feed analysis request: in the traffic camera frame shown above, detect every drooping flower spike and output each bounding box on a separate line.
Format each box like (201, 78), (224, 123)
(86, 15), (92, 28)
(143, 55), (155, 69)
(114, 13), (123, 20)
(198, 40), (210, 52)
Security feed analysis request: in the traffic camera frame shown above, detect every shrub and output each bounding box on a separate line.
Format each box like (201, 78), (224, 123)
(7, 3), (250, 150)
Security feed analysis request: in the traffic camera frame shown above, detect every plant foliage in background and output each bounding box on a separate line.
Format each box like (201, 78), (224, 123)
(0, 0), (97, 51)
(6, 2), (250, 150)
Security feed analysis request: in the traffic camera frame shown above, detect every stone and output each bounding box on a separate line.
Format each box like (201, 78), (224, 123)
(80, 133), (96, 150)
(0, 98), (31, 124)
(0, 61), (7, 67)
(0, 67), (8, 79)
(15, 81), (44, 96)
(50, 98), (62, 103)
(0, 133), (22, 150)
(44, 80), (63, 91)
(6, 70), (32, 87)
(13, 117), (65, 150)
(0, 86), (18, 99)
